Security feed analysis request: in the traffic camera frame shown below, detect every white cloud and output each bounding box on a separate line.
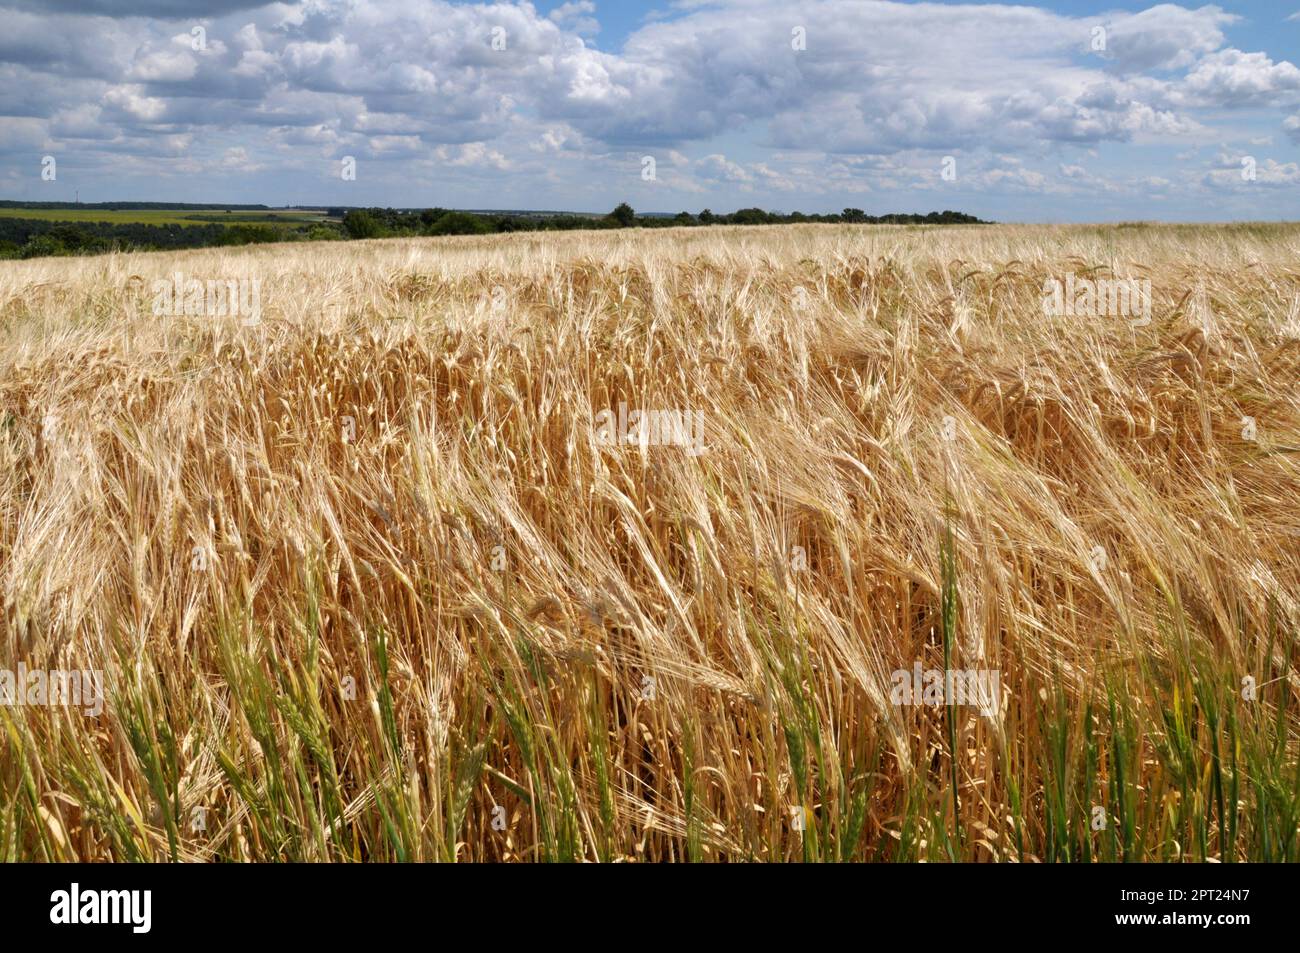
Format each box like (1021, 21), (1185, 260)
(101, 84), (169, 122)
(1180, 49), (1300, 106)
(0, 0), (1297, 216)
(434, 142), (512, 170)
(549, 1), (599, 36)
(1098, 4), (1234, 74)
(696, 154), (752, 184)
(128, 46), (199, 82)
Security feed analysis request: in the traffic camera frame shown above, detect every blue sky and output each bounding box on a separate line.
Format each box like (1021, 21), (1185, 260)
(1, 1), (1298, 221)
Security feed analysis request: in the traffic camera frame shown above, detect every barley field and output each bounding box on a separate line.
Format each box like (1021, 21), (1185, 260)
(1, 223), (1298, 862)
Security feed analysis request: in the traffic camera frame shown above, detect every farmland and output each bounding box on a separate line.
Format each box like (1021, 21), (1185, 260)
(0, 207), (334, 226)
(0, 204), (343, 260)
(0, 223), (1297, 861)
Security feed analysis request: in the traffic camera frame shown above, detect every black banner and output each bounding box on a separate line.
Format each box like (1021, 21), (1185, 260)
(0, 862), (1275, 940)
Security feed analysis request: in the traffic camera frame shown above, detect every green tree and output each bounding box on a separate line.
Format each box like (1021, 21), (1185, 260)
(20, 235), (67, 258)
(608, 202), (636, 227)
(425, 211), (490, 236)
(343, 209), (382, 239)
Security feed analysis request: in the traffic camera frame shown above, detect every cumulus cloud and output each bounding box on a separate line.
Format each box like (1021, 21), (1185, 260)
(433, 141), (511, 170)
(0, 0), (1296, 213)
(1180, 49), (1300, 106)
(1097, 4), (1233, 74)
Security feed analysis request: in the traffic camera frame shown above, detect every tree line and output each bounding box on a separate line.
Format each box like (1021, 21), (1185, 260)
(0, 203), (986, 260)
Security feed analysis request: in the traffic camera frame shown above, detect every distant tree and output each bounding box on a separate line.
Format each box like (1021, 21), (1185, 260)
(219, 224), (278, 246)
(841, 208), (866, 223)
(699, 208), (715, 224)
(20, 235), (67, 258)
(304, 225), (344, 241)
(343, 209), (382, 239)
(425, 211), (490, 236)
(46, 224), (97, 250)
(673, 211), (696, 225)
(608, 202), (636, 227)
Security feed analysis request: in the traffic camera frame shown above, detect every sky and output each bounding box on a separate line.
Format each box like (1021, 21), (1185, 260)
(1, 0), (1299, 221)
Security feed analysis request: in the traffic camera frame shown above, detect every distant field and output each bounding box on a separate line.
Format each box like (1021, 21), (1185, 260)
(0, 207), (332, 227)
